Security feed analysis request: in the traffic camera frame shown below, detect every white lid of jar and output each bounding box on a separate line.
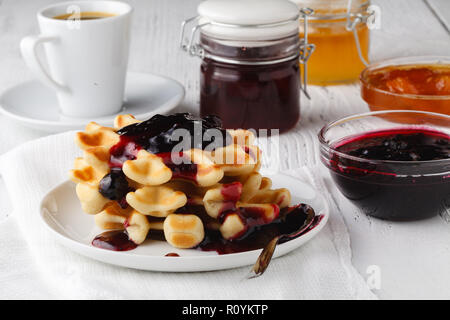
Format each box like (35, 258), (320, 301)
(197, 0), (300, 41)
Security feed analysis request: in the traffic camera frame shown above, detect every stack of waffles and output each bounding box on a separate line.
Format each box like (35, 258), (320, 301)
(69, 114), (291, 249)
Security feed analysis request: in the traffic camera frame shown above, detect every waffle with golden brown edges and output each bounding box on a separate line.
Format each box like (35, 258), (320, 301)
(69, 113), (291, 249)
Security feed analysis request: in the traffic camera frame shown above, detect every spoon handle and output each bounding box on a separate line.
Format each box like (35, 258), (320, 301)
(245, 236), (281, 279)
(245, 204), (316, 279)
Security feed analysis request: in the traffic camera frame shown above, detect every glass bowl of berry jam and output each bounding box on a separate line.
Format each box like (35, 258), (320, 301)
(360, 56), (450, 116)
(319, 110), (450, 221)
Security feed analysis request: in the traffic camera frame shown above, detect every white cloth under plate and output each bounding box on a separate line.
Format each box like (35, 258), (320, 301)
(323, 176), (450, 300)
(0, 131), (376, 299)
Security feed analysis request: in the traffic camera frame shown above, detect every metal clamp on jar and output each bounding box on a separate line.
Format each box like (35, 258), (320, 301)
(180, 0), (314, 133)
(292, 0), (375, 85)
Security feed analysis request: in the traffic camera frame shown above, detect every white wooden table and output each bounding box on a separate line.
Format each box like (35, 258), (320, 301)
(0, 0), (449, 299)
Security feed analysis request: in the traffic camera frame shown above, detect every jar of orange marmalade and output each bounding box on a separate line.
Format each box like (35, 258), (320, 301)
(180, 0), (314, 132)
(361, 56), (450, 116)
(291, 0), (372, 85)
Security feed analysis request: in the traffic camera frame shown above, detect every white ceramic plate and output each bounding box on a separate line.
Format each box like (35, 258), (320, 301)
(0, 72), (185, 132)
(40, 173), (329, 272)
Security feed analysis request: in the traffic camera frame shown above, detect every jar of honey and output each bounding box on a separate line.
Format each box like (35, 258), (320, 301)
(291, 0), (372, 85)
(180, 0), (314, 132)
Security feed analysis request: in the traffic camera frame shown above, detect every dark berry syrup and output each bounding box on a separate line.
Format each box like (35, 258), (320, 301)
(99, 113), (231, 203)
(92, 230), (137, 251)
(199, 205), (321, 254)
(176, 202), (319, 255)
(327, 128), (450, 220)
(165, 253), (180, 257)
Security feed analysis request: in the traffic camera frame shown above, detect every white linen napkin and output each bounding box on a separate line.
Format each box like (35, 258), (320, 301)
(323, 173), (450, 300)
(0, 131), (376, 299)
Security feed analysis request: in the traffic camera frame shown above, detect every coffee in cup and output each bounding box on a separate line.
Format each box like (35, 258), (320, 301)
(53, 11), (116, 20)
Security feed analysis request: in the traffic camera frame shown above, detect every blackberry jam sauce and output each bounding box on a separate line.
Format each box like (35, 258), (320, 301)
(92, 204), (319, 254)
(327, 128), (450, 221)
(92, 230), (137, 251)
(100, 113), (231, 199)
(115, 113), (230, 155)
(177, 204), (319, 254)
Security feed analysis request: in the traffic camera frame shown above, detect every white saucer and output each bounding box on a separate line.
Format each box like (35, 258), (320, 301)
(0, 72), (185, 132)
(40, 174), (329, 272)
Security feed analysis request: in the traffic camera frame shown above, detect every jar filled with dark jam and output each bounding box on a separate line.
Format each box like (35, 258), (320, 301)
(181, 0), (314, 133)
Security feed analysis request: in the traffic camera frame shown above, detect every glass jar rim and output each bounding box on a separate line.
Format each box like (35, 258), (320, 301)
(296, 0), (370, 20)
(318, 109), (450, 167)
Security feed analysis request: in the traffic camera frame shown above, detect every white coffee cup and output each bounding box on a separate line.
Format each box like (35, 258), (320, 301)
(20, 1), (133, 118)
